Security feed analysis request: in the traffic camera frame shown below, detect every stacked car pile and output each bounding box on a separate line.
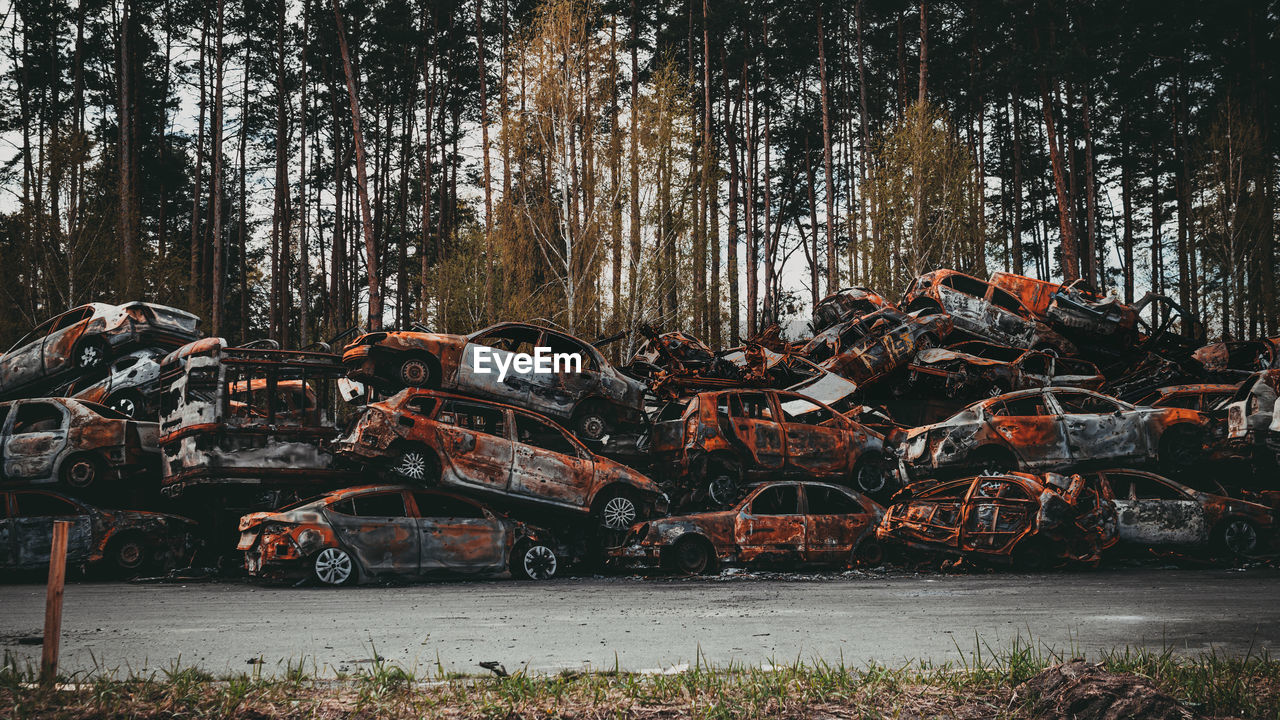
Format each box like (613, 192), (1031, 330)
(2, 269), (1277, 584)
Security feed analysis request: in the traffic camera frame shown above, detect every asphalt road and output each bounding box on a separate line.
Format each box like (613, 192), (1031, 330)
(1, 568), (1276, 677)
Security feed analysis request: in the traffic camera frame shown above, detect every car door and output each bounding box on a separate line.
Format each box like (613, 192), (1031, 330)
(776, 393), (853, 477)
(433, 399), (513, 493)
(1, 317), (58, 392)
(983, 392), (1072, 469)
(1103, 471), (1207, 546)
(460, 325), (539, 407)
(800, 483), (877, 565)
(1052, 390), (1148, 463)
(509, 411), (593, 508)
(890, 480), (971, 550)
(733, 484), (804, 563)
(2, 401), (70, 481)
(10, 491), (94, 567)
(725, 392), (785, 470)
(412, 491), (509, 572)
(1015, 352), (1053, 389)
(536, 330), (602, 418)
(324, 490), (420, 576)
(959, 478), (1037, 554)
(39, 307), (94, 378)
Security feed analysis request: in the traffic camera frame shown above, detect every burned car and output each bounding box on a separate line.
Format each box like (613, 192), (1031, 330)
(55, 347), (167, 418)
(898, 387), (1210, 480)
(0, 302), (201, 400)
(902, 270), (1077, 356)
(811, 287), (894, 333)
(238, 485), (561, 585)
(1132, 384), (1238, 414)
(335, 390), (667, 531)
(1193, 338), (1280, 378)
(1081, 469), (1272, 556)
(343, 322), (646, 441)
(1, 397), (157, 490)
(907, 341), (1104, 399)
(802, 307), (953, 387)
(648, 389), (891, 506)
(1222, 370), (1280, 465)
(876, 472), (1117, 567)
(0, 488), (196, 575)
(612, 481), (883, 573)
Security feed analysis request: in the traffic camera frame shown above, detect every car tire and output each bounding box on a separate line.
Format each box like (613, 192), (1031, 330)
(1159, 425), (1203, 473)
(74, 337), (108, 370)
(105, 389), (146, 418)
(391, 447), (440, 486)
(1215, 518), (1260, 557)
(313, 547), (357, 586)
(398, 355), (433, 388)
(106, 533), (149, 576)
(574, 403), (612, 442)
(61, 453), (104, 490)
(594, 488), (639, 531)
(852, 455), (887, 495)
(705, 459), (741, 508)
(671, 536), (713, 575)
(851, 539), (884, 567)
(1011, 539), (1050, 570)
(510, 540), (559, 580)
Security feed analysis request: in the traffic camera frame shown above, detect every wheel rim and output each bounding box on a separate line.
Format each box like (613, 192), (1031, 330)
(112, 396), (138, 417)
(315, 548), (353, 585)
(522, 545), (558, 580)
(987, 384), (1006, 398)
(578, 414), (607, 440)
(117, 542), (143, 569)
(601, 495), (637, 530)
(708, 474), (738, 506)
(1224, 520), (1257, 554)
(676, 541), (707, 573)
(78, 344), (102, 368)
(400, 359), (430, 387)
(395, 451), (429, 482)
(67, 460), (96, 488)
(856, 462), (886, 493)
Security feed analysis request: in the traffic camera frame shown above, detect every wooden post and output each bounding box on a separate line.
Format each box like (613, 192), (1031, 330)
(40, 520), (70, 686)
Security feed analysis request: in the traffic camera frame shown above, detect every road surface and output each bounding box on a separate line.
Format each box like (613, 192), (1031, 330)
(1, 568), (1276, 677)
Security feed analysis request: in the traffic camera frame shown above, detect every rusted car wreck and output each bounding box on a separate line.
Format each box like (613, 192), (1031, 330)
(1, 397), (157, 490)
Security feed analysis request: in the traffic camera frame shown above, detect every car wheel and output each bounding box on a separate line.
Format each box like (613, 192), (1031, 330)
(853, 456), (887, 495)
(313, 547), (356, 586)
(1011, 539), (1050, 570)
(511, 541), (559, 580)
(596, 489), (639, 531)
(75, 338), (107, 370)
(392, 447), (439, 486)
(574, 406), (612, 442)
(706, 460), (741, 507)
(1216, 519), (1259, 556)
(986, 381), (1010, 398)
(398, 356), (433, 387)
(106, 390), (146, 418)
(1159, 426), (1203, 472)
(671, 536), (712, 575)
(851, 539), (884, 567)
(108, 534), (148, 576)
(61, 454), (104, 490)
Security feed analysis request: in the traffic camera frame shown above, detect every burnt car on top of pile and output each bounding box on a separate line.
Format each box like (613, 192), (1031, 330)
(1194, 338), (1280, 379)
(1132, 384), (1238, 419)
(54, 347), (167, 419)
(238, 485), (562, 585)
(335, 389), (667, 531)
(902, 270), (1077, 356)
(810, 287), (894, 333)
(0, 302), (201, 400)
(1079, 468), (1272, 557)
(876, 472), (1117, 567)
(907, 341), (1104, 400)
(898, 387), (1210, 481)
(157, 338), (363, 503)
(1, 397), (157, 490)
(343, 322), (646, 442)
(612, 480), (884, 574)
(801, 306), (953, 386)
(648, 388), (892, 507)
(0, 488), (196, 575)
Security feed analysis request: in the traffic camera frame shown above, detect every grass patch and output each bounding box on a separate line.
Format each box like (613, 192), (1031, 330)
(2, 642), (1277, 719)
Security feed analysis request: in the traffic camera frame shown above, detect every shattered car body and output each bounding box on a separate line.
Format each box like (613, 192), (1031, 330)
(1083, 469), (1272, 556)
(0, 397), (158, 489)
(55, 347), (168, 418)
(876, 472), (1117, 567)
(343, 322), (647, 441)
(648, 388), (891, 506)
(802, 307), (953, 387)
(1132, 384), (1238, 414)
(0, 302), (201, 400)
(237, 484), (561, 584)
(908, 341), (1104, 399)
(811, 287), (894, 333)
(611, 481), (884, 573)
(0, 488), (196, 575)
(334, 390), (667, 531)
(157, 338), (362, 499)
(898, 387), (1209, 480)
(902, 270), (1077, 356)
(1193, 338), (1280, 378)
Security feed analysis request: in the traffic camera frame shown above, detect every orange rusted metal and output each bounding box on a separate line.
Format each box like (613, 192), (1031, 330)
(811, 287), (895, 333)
(1, 397), (157, 489)
(907, 341), (1104, 400)
(902, 270), (1077, 356)
(802, 307), (953, 387)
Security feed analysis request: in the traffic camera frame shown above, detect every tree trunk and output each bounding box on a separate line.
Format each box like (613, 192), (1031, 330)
(211, 0), (225, 335)
(818, 11), (836, 295)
